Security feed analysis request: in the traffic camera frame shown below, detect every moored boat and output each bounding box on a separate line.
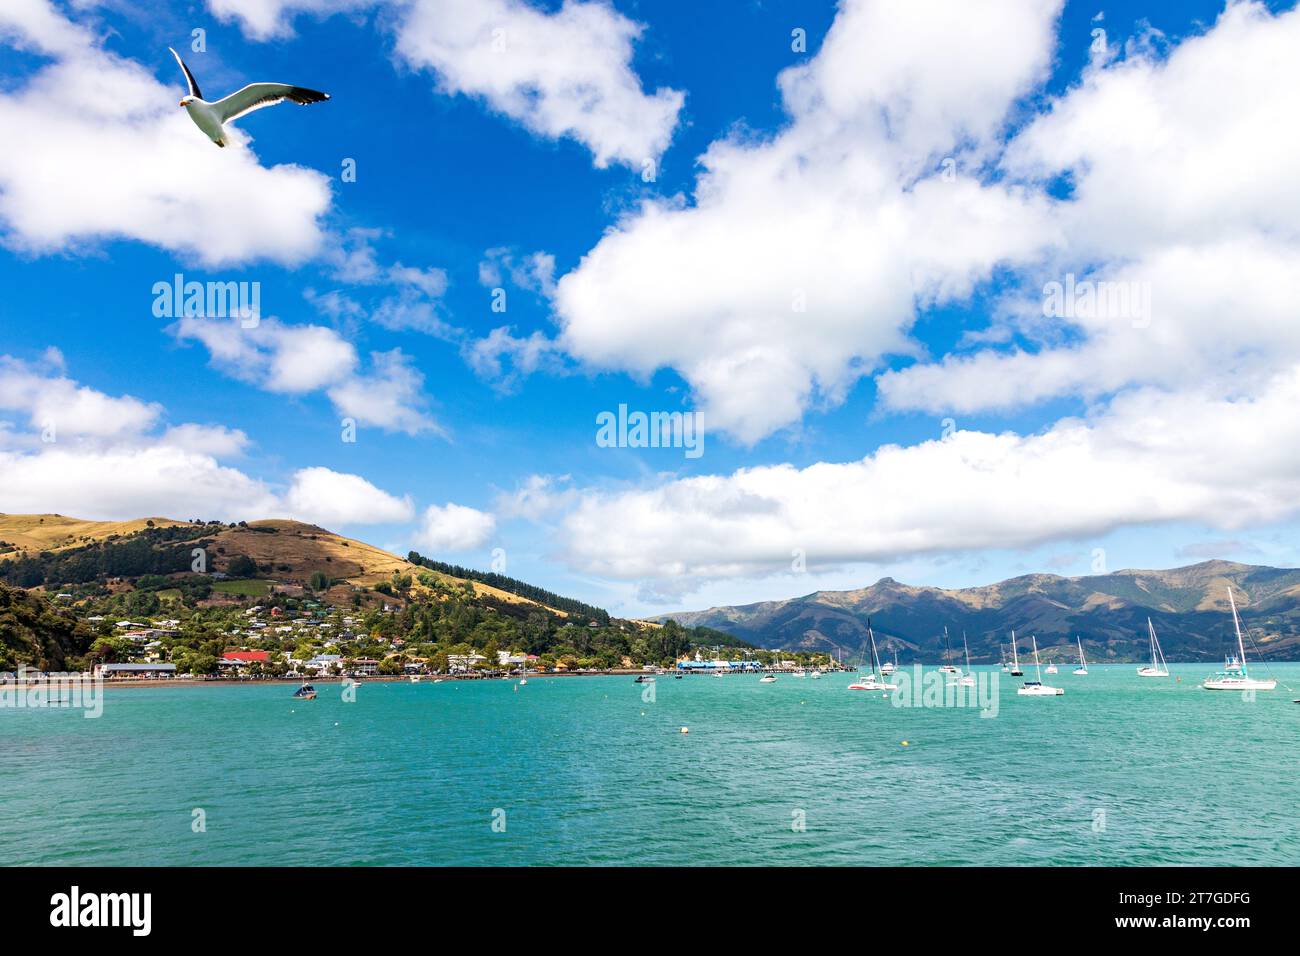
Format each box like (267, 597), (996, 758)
(1203, 588), (1277, 691)
(1137, 617), (1170, 677)
(848, 620), (897, 691)
(1017, 635), (1064, 696)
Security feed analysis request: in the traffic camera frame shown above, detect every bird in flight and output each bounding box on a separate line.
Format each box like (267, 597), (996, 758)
(169, 47), (330, 148)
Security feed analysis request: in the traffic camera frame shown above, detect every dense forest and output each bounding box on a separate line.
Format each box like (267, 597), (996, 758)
(0, 582), (93, 671)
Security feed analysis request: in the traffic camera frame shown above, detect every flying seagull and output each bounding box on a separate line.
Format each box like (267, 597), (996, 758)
(170, 47), (330, 148)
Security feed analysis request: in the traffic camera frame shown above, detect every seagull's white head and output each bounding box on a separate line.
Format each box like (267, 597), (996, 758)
(179, 95), (195, 107)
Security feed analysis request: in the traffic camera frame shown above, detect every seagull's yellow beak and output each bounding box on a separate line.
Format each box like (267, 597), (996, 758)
(179, 99), (185, 107)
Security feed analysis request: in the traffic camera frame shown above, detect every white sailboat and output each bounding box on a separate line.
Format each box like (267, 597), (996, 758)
(1017, 634), (1064, 696)
(1072, 637), (1088, 676)
(1136, 617), (1169, 677)
(1044, 656), (1058, 675)
(1203, 587), (1277, 691)
(938, 626), (960, 675)
(1008, 631), (1024, 676)
(848, 621), (897, 691)
(957, 631), (975, 687)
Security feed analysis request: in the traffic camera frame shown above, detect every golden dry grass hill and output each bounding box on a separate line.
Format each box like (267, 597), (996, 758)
(0, 513), (565, 615)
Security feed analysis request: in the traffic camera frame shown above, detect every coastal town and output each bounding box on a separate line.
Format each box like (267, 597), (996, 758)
(2, 575), (837, 684)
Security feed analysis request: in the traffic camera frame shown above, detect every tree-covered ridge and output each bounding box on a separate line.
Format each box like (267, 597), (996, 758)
(0, 582), (92, 671)
(407, 551), (611, 624)
(0, 522), (220, 588)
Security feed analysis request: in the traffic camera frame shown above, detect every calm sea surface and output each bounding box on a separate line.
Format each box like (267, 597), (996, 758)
(3, 665), (1298, 866)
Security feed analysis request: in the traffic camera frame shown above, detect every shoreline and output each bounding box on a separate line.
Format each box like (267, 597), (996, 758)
(2, 668), (860, 690)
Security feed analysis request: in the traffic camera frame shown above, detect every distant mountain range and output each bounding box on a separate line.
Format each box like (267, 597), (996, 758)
(660, 561), (1300, 662)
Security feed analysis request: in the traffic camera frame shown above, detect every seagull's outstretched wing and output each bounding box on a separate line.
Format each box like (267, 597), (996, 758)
(213, 83), (331, 124)
(169, 47), (202, 100)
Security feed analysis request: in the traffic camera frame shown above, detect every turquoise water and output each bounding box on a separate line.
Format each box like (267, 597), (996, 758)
(2, 665), (1298, 866)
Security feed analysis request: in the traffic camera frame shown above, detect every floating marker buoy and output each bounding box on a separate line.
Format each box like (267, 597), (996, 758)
(680, 727), (689, 734)
(901, 740), (909, 747)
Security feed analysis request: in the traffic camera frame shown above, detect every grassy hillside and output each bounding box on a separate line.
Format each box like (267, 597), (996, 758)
(0, 513), (185, 557)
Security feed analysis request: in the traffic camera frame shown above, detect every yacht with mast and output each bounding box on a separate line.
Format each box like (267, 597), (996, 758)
(1203, 587), (1277, 691)
(1017, 635), (1064, 696)
(957, 631), (976, 687)
(939, 626), (961, 675)
(848, 621), (897, 691)
(1008, 631), (1024, 676)
(1072, 637), (1088, 676)
(1136, 618), (1169, 677)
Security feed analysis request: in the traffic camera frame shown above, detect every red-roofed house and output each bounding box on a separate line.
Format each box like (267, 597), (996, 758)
(221, 650), (271, 664)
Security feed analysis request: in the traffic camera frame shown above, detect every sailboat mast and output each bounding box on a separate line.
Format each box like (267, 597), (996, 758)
(1032, 634), (1042, 681)
(867, 621), (882, 676)
(1011, 630), (1020, 669)
(963, 631), (972, 670)
(1228, 587), (1247, 664)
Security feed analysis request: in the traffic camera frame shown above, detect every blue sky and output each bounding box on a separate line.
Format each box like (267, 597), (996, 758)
(3, 0), (1300, 618)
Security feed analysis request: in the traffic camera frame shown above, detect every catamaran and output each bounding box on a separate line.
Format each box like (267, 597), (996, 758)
(1044, 657), (1058, 674)
(1203, 587), (1277, 691)
(1136, 617), (1169, 677)
(848, 621), (897, 691)
(1008, 631), (1024, 676)
(1073, 637), (1088, 676)
(939, 626), (961, 675)
(958, 631), (976, 687)
(1017, 635), (1064, 696)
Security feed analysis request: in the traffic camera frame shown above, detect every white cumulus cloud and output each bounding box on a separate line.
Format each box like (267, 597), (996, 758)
(553, 0), (1063, 443)
(284, 466), (415, 525)
(413, 502), (496, 553)
(556, 368), (1300, 590)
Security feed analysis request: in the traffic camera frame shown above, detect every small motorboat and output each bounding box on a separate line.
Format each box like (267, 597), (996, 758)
(674, 674), (684, 680)
(292, 682), (317, 700)
(759, 674), (777, 683)
(409, 675), (421, 683)
(634, 675), (656, 684)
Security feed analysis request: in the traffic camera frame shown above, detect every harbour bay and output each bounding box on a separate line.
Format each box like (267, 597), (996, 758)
(2, 666), (1297, 867)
